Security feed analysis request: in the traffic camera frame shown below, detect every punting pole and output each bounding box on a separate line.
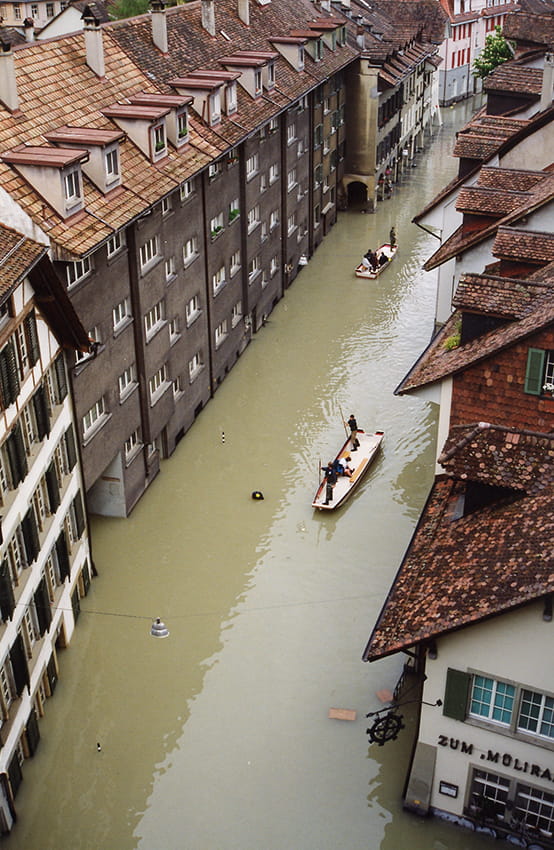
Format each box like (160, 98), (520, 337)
(338, 405), (349, 438)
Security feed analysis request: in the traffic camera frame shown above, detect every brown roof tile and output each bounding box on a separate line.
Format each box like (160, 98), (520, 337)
(493, 225), (554, 262)
(0, 223), (45, 298)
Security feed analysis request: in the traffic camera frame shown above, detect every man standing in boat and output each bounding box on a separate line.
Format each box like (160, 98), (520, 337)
(323, 461), (338, 505)
(347, 414), (361, 451)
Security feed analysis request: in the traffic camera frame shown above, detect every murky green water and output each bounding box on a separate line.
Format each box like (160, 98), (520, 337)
(5, 100), (497, 850)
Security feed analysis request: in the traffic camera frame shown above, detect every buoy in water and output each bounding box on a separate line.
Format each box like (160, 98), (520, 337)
(251, 491), (264, 500)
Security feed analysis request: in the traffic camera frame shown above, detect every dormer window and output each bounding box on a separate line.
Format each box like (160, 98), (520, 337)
(209, 91), (221, 126)
(315, 39), (323, 62)
(63, 168), (81, 207)
(105, 147), (119, 186)
(152, 124), (166, 157)
(254, 70), (262, 97)
(267, 62), (275, 89)
(299, 46), (305, 70)
(177, 111), (188, 141)
(226, 83), (237, 115)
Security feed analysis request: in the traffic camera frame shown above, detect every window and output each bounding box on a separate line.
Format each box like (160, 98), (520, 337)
(152, 125), (166, 155)
(107, 231), (125, 258)
(269, 209), (279, 231)
(246, 154), (259, 180)
(125, 429), (141, 461)
(31, 3), (38, 15)
(189, 352), (202, 380)
(144, 300), (165, 339)
(180, 179), (194, 200)
(161, 196), (172, 216)
(260, 173), (267, 193)
(314, 204), (321, 227)
(209, 91), (221, 125)
(208, 162), (221, 180)
(314, 124), (323, 148)
(215, 320), (228, 348)
(118, 365), (136, 401)
(139, 236), (159, 271)
(105, 148), (119, 184)
(183, 236), (198, 266)
(287, 213), (297, 235)
(269, 162), (279, 184)
(177, 111), (188, 141)
(232, 301), (242, 327)
(324, 97), (330, 114)
(112, 298), (131, 332)
(247, 205), (260, 233)
(169, 317), (180, 343)
(469, 769), (510, 820)
(165, 256), (176, 281)
(228, 199), (240, 223)
(254, 70), (262, 96)
(518, 690), (554, 739)
(269, 118), (278, 134)
(287, 168), (297, 191)
(46, 2), (54, 16)
(63, 169), (80, 203)
(230, 250), (241, 276)
(149, 364), (168, 404)
(83, 397), (107, 438)
(66, 256), (92, 288)
(287, 123), (296, 145)
(212, 266), (226, 295)
(270, 256), (278, 276)
(267, 62), (275, 88)
(470, 675), (515, 725)
(515, 784), (554, 833)
(525, 348), (554, 396)
(210, 213), (224, 239)
(298, 46), (305, 71)
(248, 256), (260, 281)
(75, 326), (100, 363)
(261, 270), (268, 289)
(173, 375), (184, 398)
(261, 222), (268, 242)
(226, 86), (237, 115)
(186, 295), (200, 325)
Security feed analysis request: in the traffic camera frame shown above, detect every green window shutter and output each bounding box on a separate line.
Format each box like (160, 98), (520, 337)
(45, 462), (60, 513)
(56, 530), (70, 582)
(72, 494), (85, 539)
(0, 560), (15, 622)
(34, 577), (52, 637)
(33, 385), (50, 440)
(25, 311), (40, 367)
(54, 353), (67, 402)
(443, 668), (470, 721)
(65, 426), (77, 471)
(21, 508), (39, 565)
(524, 348), (545, 395)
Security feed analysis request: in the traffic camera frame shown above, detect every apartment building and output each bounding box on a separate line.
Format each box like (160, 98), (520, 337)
(0, 224), (92, 832)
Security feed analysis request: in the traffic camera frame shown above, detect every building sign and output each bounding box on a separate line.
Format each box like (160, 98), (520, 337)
(439, 781), (458, 798)
(438, 734), (554, 783)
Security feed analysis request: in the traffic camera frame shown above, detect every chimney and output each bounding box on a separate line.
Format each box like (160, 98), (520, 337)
(83, 11), (105, 78)
(150, 0), (168, 53)
(0, 42), (19, 112)
(201, 0), (216, 37)
(321, 0), (330, 10)
(540, 52), (554, 112)
(23, 18), (34, 42)
(238, 0), (249, 26)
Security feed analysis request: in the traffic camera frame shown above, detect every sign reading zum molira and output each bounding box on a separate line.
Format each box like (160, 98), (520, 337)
(437, 735), (554, 782)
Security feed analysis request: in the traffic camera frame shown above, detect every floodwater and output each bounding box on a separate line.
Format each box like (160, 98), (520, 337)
(6, 101), (497, 850)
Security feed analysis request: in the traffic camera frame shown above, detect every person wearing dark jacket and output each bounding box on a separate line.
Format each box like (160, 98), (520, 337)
(346, 414), (360, 451)
(322, 461), (338, 504)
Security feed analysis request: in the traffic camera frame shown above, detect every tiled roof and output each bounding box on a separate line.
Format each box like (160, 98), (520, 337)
(396, 277), (554, 393)
(452, 272), (548, 317)
(456, 185), (530, 216)
(363, 428), (554, 660)
(0, 222), (45, 298)
(453, 116), (530, 160)
(504, 8), (554, 49)
(423, 169), (554, 270)
(483, 62), (543, 96)
(477, 165), (546, 192)
(493, 225), (554, 262)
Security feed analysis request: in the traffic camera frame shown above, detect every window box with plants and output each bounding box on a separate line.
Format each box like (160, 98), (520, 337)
(228, 208), (240, 223)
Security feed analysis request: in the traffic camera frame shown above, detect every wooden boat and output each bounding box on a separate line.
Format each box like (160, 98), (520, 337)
(355, 243), (397, 279)
(312, 429), (384, 511)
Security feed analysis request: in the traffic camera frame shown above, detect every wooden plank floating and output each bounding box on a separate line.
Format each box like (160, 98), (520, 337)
(328, 708), (357, 721)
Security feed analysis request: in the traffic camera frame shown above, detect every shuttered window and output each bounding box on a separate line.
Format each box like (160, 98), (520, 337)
(0, 341), (20, 408)
(0, 560), (15, 622)
(54, 353), (67, 403)
(32, 386), (50, 440)
(34, 577), (52, 637)
(65, 426), (77, 472)
(56, 530), (70, 582)
(25, 706), (41, 756)
(443, 668), (470, 721)
(71, 587), (81, 622)
(9, 633), (30, 696)
(45, 462), (60, 513)
(25, 311), (40, 367)
(524, 348), (546, 395)
(72, 494), (85, 540)
(46, 654), (58, 694)
(5, 423), (27, 486)
(21, 508), (40, 565)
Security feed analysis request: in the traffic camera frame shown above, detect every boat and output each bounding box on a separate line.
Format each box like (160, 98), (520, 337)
(355, 242), (398, 279)
(312, 429), (384, 511)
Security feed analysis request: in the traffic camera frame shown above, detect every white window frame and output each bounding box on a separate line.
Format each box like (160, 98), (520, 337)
(248, 256), (260, 282)
(232, 301), (242, 328)
(107, 231), (125, 258)
(189, 352), (202, 381)
(215, 319), (229, 349)
(105, 147), (119, 185)
(230, 250), (241, 276)
(149, 364), (169, 404)
(112, 297), (131, 332)
(212, 266), (226, 296)
(183, 236), (198, 267)
(66, 256), (92, 288)
(269, 209), (279, 231)
(139, 236), (160, 272)
(247, 205), (260, 233)
(186, 295), (200, 325)
(287, 168), (297, 192)
(83, 397), (108, 439)
(180, 179), (194, 200)
(144, 300), (165, 340)
(118, 364), (136, 401)
(124, 429), (141, 462)
(269, 162), (279, 184)
(165, 256), (176, 281)
(246, 154), (259, 180)
(210, 213), (224, 239)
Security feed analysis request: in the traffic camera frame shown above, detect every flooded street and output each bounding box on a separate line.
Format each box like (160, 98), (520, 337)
(6, 100), (497, 850)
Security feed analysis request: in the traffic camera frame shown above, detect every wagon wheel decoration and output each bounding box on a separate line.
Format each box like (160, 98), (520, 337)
(366, 710), (405, 746)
